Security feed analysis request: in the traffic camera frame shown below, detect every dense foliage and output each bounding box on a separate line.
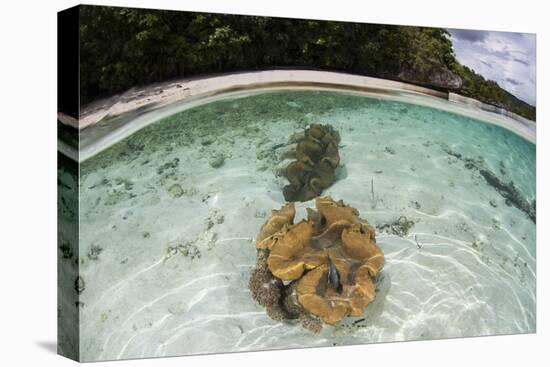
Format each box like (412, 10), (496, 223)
(79, 6), (535, 120)
(451, 63), (535, 120)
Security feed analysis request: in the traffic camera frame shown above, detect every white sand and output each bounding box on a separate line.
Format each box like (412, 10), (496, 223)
(71, 70), (535, 163)
(75, 90), (535, 361)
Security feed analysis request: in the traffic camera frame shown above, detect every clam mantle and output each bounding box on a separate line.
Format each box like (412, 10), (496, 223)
(249, 197), (384, 332)
(281, 124), (340, 202)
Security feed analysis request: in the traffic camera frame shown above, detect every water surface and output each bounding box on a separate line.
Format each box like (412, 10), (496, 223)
(74, 90), (535, 361)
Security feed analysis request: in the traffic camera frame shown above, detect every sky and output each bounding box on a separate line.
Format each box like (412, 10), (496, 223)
(447, 28), (536, 106)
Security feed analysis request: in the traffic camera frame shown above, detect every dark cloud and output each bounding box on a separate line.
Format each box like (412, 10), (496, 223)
(513, 57), (529, 66)
(449, 29), (490, 43)
(493, 49), (512, 60)
(505, 77), (522, 86)
(480, 60), (493, 69)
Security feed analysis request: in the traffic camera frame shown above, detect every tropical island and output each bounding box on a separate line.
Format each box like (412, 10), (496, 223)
(80, 6), (535, 121)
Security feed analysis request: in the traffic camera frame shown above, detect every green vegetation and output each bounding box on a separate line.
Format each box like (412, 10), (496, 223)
(451, 63), (535, 120)
(79, 6), (535, 120)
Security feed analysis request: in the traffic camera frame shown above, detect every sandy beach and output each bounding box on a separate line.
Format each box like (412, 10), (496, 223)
(58, 70), (536, 163)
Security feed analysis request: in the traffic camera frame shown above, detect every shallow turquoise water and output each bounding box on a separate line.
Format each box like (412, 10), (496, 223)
(69, 90), (535, 361)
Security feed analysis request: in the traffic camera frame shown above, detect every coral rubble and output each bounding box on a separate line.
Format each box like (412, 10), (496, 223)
(440, 143), (536, 223)
(281, 124), (341, 202)
(249, 197), (384, 332)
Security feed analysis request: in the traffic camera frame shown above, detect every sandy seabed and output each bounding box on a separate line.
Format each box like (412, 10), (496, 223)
(60, 90), (535, 361)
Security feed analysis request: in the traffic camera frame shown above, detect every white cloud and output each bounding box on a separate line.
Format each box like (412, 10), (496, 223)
(448, 29), (536, 106)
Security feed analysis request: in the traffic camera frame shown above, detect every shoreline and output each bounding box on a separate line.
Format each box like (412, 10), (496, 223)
(59, 70), (536, 162)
